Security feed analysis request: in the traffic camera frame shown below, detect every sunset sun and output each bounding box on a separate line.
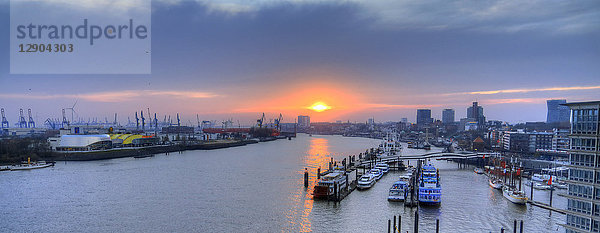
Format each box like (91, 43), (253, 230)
(309, 102), (331, 112)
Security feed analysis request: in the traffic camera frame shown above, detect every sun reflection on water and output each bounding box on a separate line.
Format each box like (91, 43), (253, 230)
(284, 136), (332, 232)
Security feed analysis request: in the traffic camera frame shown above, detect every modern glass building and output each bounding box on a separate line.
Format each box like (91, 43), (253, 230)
(561, 101), (600, 233)
(442, 109), (455, 124)
(548, 99), (571, 123)
(416, 109), (433, 126)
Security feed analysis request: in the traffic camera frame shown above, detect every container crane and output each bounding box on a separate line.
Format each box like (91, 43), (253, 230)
(141, 111), (145, 130)
(61, 109), (69, 127)
(257, 113), (265, 128)
(27, 109), (35, 128)
(18, 109), (27, 128)
(1, 108), (9, 128)
(135, 112), (140, 130)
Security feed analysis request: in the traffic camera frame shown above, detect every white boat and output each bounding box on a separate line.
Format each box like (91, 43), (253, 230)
(10, 162), (53, 171)
(368, 168), (384, 180)
(502, 187), (528, 205)
(488, 178), (503, 189)
(474, 168), (484, 174)
(388, 180), (409, 202)
(531, 174), (552, 183)
(553, 182), (568, 189)
(375, 163), (390, 173)
(533, 182), (553, 190)
(357, 174), (376, 190)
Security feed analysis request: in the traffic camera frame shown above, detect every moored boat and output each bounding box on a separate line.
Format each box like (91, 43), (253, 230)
(474, 168), (484, 174)
(418, 164), (441, 205)
(388, 180), (409, 202)
(368, 168), (384, 180)
(502, 186), (528, 205)
(313, 171), (348, 199)
(375, 163), (390, 173)
(488, 178), (503, 189)
(357, 173), (376, 190)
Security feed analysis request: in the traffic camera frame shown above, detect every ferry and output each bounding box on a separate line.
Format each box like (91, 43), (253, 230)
(418, 164), (441, 205)
(388, 180), (409, 202)
(313, 171), (348, 199)
(488, 178), (503, 189)
(368, 168), (384, 180)
(10, 161), (54, 171)
(375, 163), (390, 173)
(357, 173), (376, 190)
(502, 186), (528, 205)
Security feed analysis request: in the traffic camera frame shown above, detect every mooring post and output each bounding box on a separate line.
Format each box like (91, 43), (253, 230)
(530, 180), (534, 201)
(513, 220), (517, 233)
(393, 216), (396, 233)
(304, 168), (309, 187)
(388, 219), (391, 233)
(519, 220), (523, 233)
(398, 215), (401, 233)
(436, 219), (439, 233)
(414, 210), (418, 233)
(549, 186), (553, 207)
(317, 167), (321, 179)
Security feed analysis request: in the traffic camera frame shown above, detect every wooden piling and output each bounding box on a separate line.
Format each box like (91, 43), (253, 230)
(414, 210), (418, 233)
(519, 220), (523, 233)
(398, 215), (401, 233)
(513, 220), (517, 233)
(436, 219), (439, 233)
(393, 216), (396, 233)
(317, 167), (321, 179)
(304, 168), (309, 187)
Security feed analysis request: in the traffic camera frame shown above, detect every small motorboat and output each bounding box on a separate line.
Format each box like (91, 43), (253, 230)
(474, 168), (484, 174)
(388, 180), (409, 202)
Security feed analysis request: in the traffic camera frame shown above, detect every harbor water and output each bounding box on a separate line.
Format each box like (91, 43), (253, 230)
(0, 134), (565, 232)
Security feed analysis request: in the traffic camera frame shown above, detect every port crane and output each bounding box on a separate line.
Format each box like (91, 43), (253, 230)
(135, 112), (140, 130)
(61, 109), (69, 127)
(141, 111), (146, 130)
(18, 109), (27, 128)
(27, 109), (35, 128)
(274, 113), (283, 131)
(1, 108), (9, 128)
(176, 113), (181, 127)
(256, 113), (265, 128)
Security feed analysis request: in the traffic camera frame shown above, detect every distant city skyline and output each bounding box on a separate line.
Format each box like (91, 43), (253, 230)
(0, 1), (598, 125)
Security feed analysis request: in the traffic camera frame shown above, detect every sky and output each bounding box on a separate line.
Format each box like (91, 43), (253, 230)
(0, 0), (599, 126)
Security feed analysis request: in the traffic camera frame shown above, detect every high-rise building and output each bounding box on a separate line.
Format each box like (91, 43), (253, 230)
(547, 99), (570, 123)
(401, 118), (408, 124)
(442, 109), (455, 124)
(560, 101), (599, 233)
(297, 115), (310, 128)
(416, 109), (433, 126)
(467, 102), (486, 128)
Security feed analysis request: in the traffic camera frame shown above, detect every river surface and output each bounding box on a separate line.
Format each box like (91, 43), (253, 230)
(0, 134), (565, 232)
